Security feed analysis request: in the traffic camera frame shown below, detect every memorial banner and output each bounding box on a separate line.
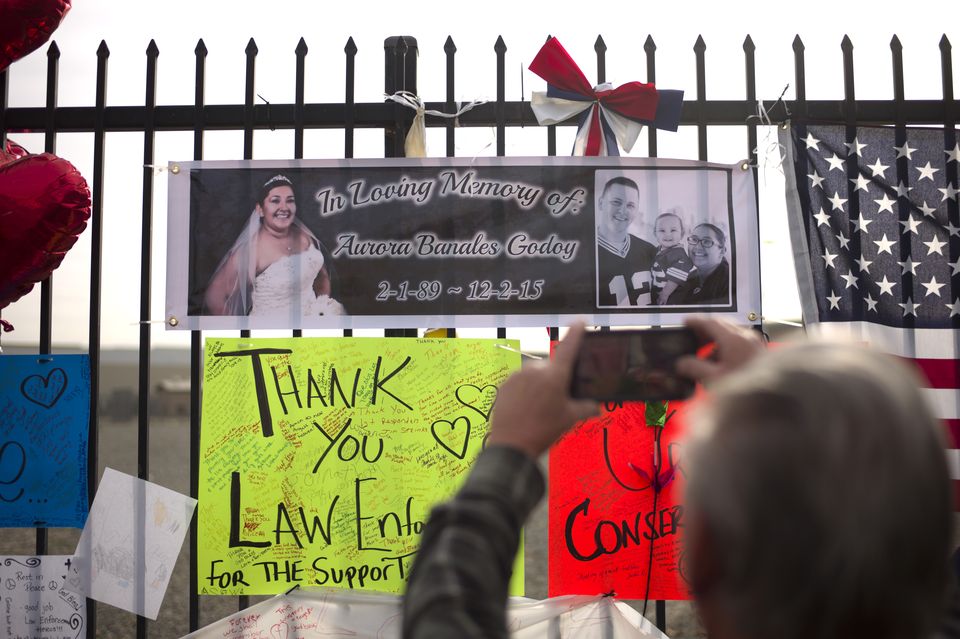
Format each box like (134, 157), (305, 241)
(0, 354), (89, 528)
(198, 337), (521, 595)
(549, 397), (693, 600)
(166, 157), (760, 330)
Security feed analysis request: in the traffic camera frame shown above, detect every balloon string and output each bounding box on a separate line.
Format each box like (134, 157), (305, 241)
(743, 84), (790, 183)
(384, 91), (486, 122)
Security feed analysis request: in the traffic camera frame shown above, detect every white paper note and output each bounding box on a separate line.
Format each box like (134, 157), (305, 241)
(64, 468), (196, 620)
(0, 555), (86, 639)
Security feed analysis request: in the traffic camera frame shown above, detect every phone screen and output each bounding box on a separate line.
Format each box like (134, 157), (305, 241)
(570, 328), (701, 401)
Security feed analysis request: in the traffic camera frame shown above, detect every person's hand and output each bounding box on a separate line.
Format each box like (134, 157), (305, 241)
(487, 321), (601, 459)
(676, 316), (765, 384)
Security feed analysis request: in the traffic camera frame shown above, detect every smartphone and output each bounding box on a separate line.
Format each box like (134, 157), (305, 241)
(570, 327), (702, 402)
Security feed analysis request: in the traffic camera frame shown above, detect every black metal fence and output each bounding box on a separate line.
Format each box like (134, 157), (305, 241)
(1, 32), (959, 639)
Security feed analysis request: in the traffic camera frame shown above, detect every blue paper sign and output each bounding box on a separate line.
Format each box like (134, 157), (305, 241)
(0, 355), (90, 527)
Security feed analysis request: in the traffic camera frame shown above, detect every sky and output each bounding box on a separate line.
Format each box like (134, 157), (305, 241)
(1, 0), (957, 349)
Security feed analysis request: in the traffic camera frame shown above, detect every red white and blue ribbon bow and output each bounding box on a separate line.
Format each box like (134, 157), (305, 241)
(528, 37), (684, 156)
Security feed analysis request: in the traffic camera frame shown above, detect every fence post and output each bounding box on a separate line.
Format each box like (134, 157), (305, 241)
(384, 35), (418, 159)
(383, 36), (418, 337)
(0, 62), (6, 342)
(0, 66), (7, 147)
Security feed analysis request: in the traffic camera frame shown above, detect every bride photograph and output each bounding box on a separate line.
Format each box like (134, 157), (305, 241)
(195, 174), (344, 321)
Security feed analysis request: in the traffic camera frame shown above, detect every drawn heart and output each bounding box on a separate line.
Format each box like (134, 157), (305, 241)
(431, 416), (471, 459)
(455, 384), (498, 422)
(20, 367), (67, 408)
(0, 144), (91, 312)
(0, 0), (72, 72)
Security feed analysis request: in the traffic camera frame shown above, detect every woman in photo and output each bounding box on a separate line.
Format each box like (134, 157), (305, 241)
(669, 222), (730, 305)
(203, 174), (343, 317)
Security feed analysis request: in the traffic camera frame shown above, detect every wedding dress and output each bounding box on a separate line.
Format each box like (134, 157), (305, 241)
(249, 244), (343, 318)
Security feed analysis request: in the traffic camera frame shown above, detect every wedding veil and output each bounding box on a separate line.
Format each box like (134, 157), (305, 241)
(203, 209), (323, 316)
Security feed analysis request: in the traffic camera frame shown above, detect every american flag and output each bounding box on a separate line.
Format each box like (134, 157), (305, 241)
(781, 122), (960, 507)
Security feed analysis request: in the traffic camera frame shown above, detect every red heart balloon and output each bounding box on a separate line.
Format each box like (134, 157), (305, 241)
(0, 142), (91, 311)
(0, 0), (72, 72)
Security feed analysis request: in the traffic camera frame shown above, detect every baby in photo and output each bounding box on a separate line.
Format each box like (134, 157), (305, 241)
(650, 209), (696, 304)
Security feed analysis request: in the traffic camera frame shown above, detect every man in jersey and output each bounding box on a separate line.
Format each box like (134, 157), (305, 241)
(595, 176), (656, 307)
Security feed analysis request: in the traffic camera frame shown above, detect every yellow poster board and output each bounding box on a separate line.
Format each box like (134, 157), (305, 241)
(199, 337), (521, 595)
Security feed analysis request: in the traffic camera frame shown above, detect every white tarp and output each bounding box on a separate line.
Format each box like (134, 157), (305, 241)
(181, 589), (671, 638)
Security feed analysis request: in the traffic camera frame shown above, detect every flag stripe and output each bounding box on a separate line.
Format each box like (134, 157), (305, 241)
(808, 323), (960, 360)
(923, 388), (960, 420)
(911, 357), (960, 389)
(948, 450), (960, 480)
(944, 419), (960, 448)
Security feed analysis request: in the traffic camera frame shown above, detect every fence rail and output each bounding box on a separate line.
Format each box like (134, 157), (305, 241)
(1, 31), (959, 639)
(4, 98), (960, 133)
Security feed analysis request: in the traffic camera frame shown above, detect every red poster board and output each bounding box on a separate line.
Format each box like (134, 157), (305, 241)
(548, 383), (693, 599)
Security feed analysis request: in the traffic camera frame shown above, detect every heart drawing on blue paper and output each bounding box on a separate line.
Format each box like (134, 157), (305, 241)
(431, 416), (471, 459)
(20, 367), (67, 408)
(455, 384), (497, 422)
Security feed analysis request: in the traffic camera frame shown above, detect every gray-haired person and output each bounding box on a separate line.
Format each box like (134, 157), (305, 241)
(402, 318), (954, 639)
